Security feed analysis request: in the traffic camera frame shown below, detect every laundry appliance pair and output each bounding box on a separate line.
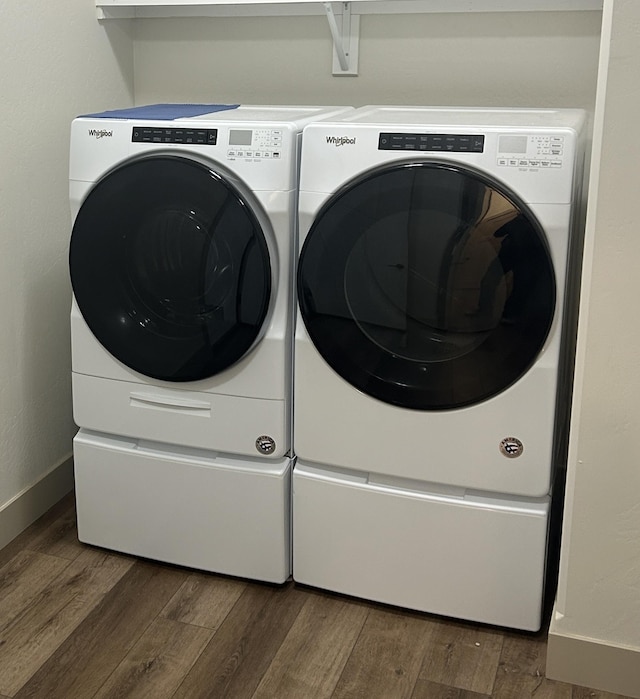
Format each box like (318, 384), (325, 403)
(70, 103), (586, 631)
(293, 106), (586, 632)
(69, 104), (353, 584)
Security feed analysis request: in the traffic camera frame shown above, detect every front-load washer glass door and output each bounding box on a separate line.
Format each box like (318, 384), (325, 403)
(297, 161), (556, 410)
(70, 155), (271, 382)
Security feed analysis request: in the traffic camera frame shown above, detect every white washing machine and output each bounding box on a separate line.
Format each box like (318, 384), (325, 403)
(293, 106), (586, 629)
(69, 103), (352, 582)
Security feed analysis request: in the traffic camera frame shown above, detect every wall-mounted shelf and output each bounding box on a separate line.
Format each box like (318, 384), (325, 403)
(96, 0), (602, 17)
(96, 0), (604, 76)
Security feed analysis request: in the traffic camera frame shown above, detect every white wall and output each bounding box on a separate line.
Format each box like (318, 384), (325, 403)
(0, 1), (133, 544)
(133, 11), (601, 109)
(548, 1), (640, 695)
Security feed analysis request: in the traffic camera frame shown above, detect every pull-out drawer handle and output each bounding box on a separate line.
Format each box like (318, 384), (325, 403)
(129, 392), (211, 417)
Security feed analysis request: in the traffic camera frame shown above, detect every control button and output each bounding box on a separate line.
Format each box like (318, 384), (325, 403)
(273, 152), (281, 159)
(497, 158), (508, 166)
(518, 160), (529, 167)
(508, 159), (518, 166)
(263, 152), (271, 158)
(529, 160), (540, 167)
(551, 161), (562, 168)
(228, 150), (236, 157)
(541, 160), (551, 167)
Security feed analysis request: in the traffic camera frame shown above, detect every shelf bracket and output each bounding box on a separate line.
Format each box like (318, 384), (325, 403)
(323, 2), (359, 77)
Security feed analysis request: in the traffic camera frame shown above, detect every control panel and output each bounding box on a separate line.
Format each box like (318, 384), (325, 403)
(378, 132), (485, 153)
(226, 128), (283, 160)
(497, 134), (565, 169)
(132, 127), (217, 145)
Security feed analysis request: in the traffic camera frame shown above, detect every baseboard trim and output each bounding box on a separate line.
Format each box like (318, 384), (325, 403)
(547, 628), (640, 699)
(0, 454), (74, 550)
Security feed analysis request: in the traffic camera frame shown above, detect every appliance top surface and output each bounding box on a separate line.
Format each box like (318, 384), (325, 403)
(77, 105), (352, 128)
(185, 105), (351, 125)
(338, 105), (586, 131)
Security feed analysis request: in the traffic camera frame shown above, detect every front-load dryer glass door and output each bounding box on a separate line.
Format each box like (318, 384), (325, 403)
(70, 155), (271, 382)
(298, 162), (555, 410)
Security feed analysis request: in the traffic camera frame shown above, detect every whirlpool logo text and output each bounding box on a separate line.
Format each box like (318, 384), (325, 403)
(88, 129), (113, 139)
(326, 136), (356, 147)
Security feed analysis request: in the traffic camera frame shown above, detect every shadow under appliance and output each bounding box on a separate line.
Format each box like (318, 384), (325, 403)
(69, 103), (352, 582)
(293, 106), (585, 629)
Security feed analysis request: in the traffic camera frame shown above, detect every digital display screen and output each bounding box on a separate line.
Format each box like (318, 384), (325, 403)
(229, 129), (253, 146)
(499, 135), (528, 154)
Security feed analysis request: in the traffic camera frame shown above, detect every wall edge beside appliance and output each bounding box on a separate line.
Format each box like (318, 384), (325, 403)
(0, 454), (74, 551)
(547, 632), (640, 699)
(549, 0), (612, 622)
(546, 0), (640, 695)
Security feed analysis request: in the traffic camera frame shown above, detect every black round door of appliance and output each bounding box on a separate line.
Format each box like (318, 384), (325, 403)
(70, 155), (271, 382)
(297, 162), (556, 410)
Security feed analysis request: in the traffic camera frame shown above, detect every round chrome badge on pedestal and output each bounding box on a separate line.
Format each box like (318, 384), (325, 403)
(256, 435), (276, 455)
(500, 437), (524, 458)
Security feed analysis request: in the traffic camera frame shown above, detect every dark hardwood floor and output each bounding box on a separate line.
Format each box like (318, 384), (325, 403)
(0, 493), (632, 699)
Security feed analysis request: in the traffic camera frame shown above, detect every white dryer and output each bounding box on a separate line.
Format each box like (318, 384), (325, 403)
(293, 106), (585, 629)
(69, 103), (352, 583)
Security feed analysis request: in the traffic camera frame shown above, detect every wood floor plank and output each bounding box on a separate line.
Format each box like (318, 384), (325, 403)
(93, 617), (213, 699)
(252, 590), (369, 699)
(331, 607), (439, 699)
(573, 688), (636, 699)
(13, 559), (187, 699)
(0, 550), (70, 634)
(161, 571), (247, 630)
(0, 494), (75, 570)
(411, 679), (491, 698)
(492, 632), (572, 699)
(26, 502), (83, 561)
(0, 547), (134, 696)
(173, 582), (307, 699)
(418, 620), (504, 695)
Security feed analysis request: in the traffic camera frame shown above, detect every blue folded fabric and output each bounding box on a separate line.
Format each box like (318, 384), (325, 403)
(80, 103), (240, 120)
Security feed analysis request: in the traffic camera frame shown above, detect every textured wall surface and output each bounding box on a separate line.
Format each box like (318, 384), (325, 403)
(0, 1), (133, 512)
(133, 10), (601, 109)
